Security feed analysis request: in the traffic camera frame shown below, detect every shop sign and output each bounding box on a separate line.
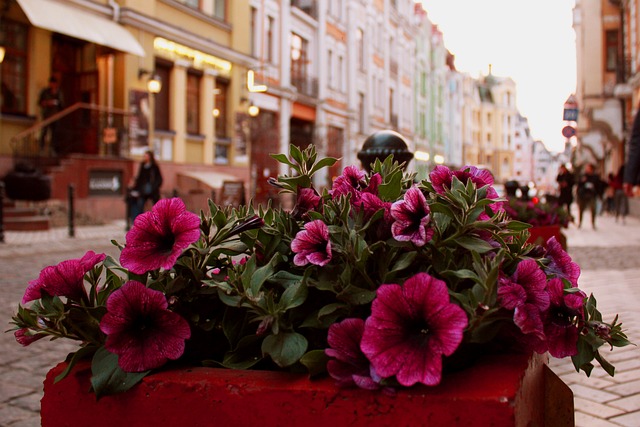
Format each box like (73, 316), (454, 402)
(89, 170), (123, 196)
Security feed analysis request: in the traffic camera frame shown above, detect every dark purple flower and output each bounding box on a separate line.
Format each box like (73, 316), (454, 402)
(331, 166), (382, 203)
(360, 273), (468, 386)
(544, 278), (586, 358)
(291, 220), (332, 266)
(293, 188), (322, 218)
(325, 318), (382, 390)
(391, 186), (433, 246)
(100, 281), (191, 372)
(14, 328), (45, 346)
(120, 198), (201, 274)
(498, 259), (550, 339)
(22, 251), (106, 304)
(544, 236), (581, 286)
(430, 165), (503, 214)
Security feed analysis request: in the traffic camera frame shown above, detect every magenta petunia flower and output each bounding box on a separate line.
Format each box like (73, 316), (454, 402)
(325, 318), (382, 390)
(291, 220), (332, 266)
(544, 278), (586, 358)
(391, 186), (433, 246)
(360, 273), (468, 387)
(331, 166), (381, 203)
(429, 165), (503, 215)
(544, 236), (581, 286)
(498, 259), (550, 339)
(100, 281), (191, 372)
(14, 328), (45, 346)
(22, 251), (106, 304)
(293, 187), (322, 218)
(120, 198), (201, 274)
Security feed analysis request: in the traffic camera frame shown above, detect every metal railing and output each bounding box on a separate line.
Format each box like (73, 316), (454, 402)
(291, 75), (319, 98)
(10, 103), (132, 171)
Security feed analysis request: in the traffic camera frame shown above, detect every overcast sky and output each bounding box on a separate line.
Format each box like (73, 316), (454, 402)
(420, 0), (576, 153)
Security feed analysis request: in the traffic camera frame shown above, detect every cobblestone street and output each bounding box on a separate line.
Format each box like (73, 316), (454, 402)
(0, 214), (639, 426)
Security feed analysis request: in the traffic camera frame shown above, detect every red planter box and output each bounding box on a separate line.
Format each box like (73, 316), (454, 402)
(527, 225), (567, 249)
(41, 352), (573, 426)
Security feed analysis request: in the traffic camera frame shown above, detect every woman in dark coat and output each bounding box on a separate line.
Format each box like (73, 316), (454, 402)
(129, 150), (163, 222)
(556, 164), (575, 214)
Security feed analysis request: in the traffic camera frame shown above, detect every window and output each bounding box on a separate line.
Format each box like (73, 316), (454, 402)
(214, 0), (226, 20)
(251, 7), (257, 57)
(214, 79), (229, 138)
(328, 50), (333, 88)
(180, 0), (199, 8)
(356, 28), (364, 70)
(267, 16), (275, 63)
(154, 62), (171, 131)
(290, 33), (308, 87)
(606, 30), (618, 72)
(186, 70), (202, 134)
(358, 92), (365, 133)
(0, 19), (28, 115)
(338, 55), (344, 92)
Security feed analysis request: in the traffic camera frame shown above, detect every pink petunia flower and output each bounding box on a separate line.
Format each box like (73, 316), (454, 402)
(14, 328), (45, 346)
(498, 259), (550, 340)
(291, 220), (332, 266)
(543, 236), (581, 286)
(22, 251), (106, 304)
(390, 186), (433, 246)
(544, 278), (586, 358)
(325, 318), (383, 390)
(100, 281), (191, 372)
(292, 187), (322, 218)
(430, 165), (504, 215)
(331, 166), (382, 204)
(360, 273), (468, 387)
(120, 198), (201, 274)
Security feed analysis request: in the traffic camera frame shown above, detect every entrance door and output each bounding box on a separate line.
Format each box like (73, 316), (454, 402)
(51, 34), (99, 154)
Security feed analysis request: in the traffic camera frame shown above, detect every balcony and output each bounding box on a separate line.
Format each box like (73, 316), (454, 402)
(291, 75), (319, 98)
(291, 0), (317, 19)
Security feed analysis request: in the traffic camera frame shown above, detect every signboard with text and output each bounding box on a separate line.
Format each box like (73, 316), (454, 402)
(88, 170), (123, 197)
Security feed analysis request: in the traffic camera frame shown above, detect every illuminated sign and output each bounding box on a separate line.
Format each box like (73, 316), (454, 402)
(153, 37), (232, 76)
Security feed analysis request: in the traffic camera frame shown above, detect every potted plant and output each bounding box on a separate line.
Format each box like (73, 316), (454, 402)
(504, 198), (571, 249)
(10, 146), (630, 425)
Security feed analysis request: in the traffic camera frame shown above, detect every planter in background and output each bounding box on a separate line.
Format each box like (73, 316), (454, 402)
(527, 225), (567, 250)
(41, 352), (574, 427)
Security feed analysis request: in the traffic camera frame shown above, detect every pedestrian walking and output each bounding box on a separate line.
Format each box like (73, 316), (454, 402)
(556, 164), (575, 215)
(38, 76), (64, 154)
(624, 108), (640, 196)
(576, 163), (605, 229)
(612, 166), (629, 223)
(129, 150), (163, 222)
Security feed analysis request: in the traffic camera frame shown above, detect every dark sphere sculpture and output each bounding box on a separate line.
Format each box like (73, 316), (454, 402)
(357, 130), (414, 173)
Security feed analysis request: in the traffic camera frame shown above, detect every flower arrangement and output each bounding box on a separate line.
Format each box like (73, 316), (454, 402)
(504, 197), (572, 228)
(10, 145), (630, 397)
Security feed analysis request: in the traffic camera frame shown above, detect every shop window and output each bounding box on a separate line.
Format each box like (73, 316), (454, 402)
(214, 79), (229, 138)
(186, 70), (202, 135)
(154, 62), (171, 131)
(0, 19), (28, 115)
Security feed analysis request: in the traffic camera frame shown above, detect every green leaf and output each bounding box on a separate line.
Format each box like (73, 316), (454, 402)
(262, 332), (308, 367)
(455, 236), (495, 254)
(90, 347), (150, 399)
(300, 350), (330, 377)
(278, 281), (308, 310)
(219, 335), (263, 369)
(54, 345), (98, 383)
(337, 285), (376, 305)
(595, 351), (616, 377)
(309, 157), (339, 176)
(270, 153), (295, 168)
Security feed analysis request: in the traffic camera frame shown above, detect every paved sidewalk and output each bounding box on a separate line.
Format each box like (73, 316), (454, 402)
(0, 214), (639, 426)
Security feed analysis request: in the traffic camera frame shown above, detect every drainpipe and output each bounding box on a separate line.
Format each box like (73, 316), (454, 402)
(108, 0), (121, 22)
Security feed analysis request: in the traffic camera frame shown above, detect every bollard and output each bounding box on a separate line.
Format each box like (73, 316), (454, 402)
(68, 184), (75, 238)
(0, 181), (5, 244)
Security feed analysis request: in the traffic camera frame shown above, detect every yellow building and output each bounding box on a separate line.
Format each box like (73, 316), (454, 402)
(0, 0), (256, 221)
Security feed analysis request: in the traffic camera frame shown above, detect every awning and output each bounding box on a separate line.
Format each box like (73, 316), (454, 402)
(178, 171), (240, 190)
(17, 0), (145, 57)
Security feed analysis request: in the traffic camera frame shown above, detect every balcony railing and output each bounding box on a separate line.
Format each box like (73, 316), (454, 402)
(291, 0), (317, 19)
(291, 75), (319, 98)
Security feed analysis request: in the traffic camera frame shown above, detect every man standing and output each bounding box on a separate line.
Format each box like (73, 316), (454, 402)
(38, 76), (64, 154)
(556, 164), (575, 215)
